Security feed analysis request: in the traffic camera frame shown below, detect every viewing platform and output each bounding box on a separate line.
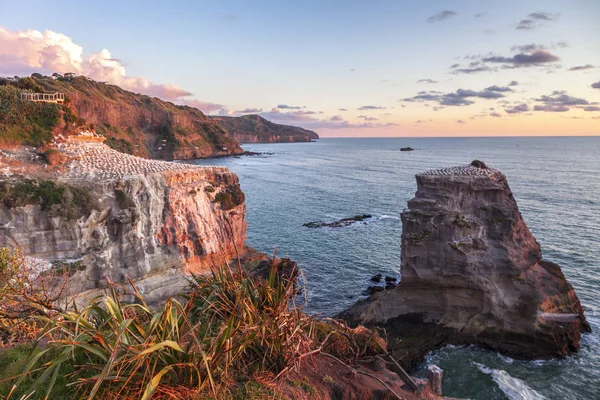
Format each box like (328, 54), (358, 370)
(21, 92), (65, 104)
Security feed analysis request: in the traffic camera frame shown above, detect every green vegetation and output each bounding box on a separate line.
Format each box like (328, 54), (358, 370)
(104, 137), (134, 155)
(0, 85), (61, 146)
(0, 179), (98, 220)
(50, 260), (86, 277)
(0, 250), (385, 399)
(204, 185), (215, 193)
(213, 183), (245, 211)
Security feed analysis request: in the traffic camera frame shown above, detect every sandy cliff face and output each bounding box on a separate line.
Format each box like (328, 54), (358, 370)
(342, 162), (590, 359)
(0, 146), (246, 303)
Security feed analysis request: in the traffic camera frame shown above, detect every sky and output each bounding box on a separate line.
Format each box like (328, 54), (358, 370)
(1, 0), (599, 137)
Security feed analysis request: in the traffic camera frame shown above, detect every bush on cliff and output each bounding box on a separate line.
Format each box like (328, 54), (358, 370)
(213, 183), (245, 211)
(0, 179), (99, 220)
(0, 258), (386, 399)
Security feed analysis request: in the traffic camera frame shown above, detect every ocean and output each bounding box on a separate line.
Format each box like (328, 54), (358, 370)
(192, 137), (600, 400)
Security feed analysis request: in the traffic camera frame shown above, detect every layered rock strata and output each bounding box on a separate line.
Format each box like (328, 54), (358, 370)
(342, 162), (590, 359)
(0, 142), (246, 303)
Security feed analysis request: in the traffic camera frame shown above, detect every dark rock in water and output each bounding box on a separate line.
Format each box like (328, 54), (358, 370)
(340, 161), (590, 363)
(385, 276), (397, 282)
(242, 151), (274, 157)
(303, 214), (372, 228)
(250, 258), (298, 282)
(385, 282), (396, 290)
(400, 147), (414, 152)
(470, 159), (488, 169)
(370, 273), (383, 282)
(363, 286), (385, 296)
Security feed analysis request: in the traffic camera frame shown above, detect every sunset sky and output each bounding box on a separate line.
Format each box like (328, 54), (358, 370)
(1, 0), (599, 137)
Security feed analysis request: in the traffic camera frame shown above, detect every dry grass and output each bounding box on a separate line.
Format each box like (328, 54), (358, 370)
(0, 251), (388, 399)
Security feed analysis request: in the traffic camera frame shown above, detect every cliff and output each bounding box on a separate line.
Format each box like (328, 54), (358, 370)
(210, 114), (319, 143)
(0, 75), (243, 159)
(0, 140), (246, 303)
(341, 162), (590, 361)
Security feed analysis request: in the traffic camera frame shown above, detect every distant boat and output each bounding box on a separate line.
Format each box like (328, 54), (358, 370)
(400, 147), (414, 151)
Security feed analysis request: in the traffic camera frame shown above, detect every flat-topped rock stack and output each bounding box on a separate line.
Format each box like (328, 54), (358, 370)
(341, 160), (590, 363)
(422, 161), (497, 176)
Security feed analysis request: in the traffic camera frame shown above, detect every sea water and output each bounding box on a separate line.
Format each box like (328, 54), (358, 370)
(192, 137), (600, 399)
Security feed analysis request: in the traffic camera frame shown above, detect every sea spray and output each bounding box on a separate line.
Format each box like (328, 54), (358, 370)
(474, 362), (546, 400)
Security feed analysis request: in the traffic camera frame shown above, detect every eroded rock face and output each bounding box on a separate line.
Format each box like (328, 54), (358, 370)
(342, 163), (590, 359)
(0, 165), (246, 304)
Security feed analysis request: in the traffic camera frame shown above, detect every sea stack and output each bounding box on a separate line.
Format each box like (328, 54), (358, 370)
(342, 161), (590, 359)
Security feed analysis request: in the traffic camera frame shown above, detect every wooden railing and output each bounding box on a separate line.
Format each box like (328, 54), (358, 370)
(20, 92), (65, 104)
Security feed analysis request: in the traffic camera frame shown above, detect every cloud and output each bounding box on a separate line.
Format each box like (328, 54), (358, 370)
(508, 80), (519, 86)
(490, 112), (502, 118)
(256, 108), (396, 130)
(482, 50), (559, 67)
(485, 85), (513, 92)
(451, 66), (492, 74)
(357, 115), (379, 121)
(180, 100), (226, 113)
(277, 104), (303, 109)
(403, 87), (506, 106)
(583, 106), (600, 112)
(532, 90), (590, 112)
(357, 105), (386, 110)
(528, 12), (557, 21)
(427, 10), (457, 23)
(516, 12), (558, 30)
(338, 108), (348, 111)
(568, 65), (595, 71)
(235, 108), (263, 114)
(475, 13), (485, 18)
(535, 90), (588, 106)
(0, 26), (192, 102)
(505, 103), (530, 114)
(510, 43), (546, 53)
(533, 105), (570, 112)
(417, 79), (438, 84)
(456, 120), (466, 124)
(591, 81), (600, 89)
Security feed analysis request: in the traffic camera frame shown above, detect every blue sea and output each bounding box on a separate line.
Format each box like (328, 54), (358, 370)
(193, 137), (600, 400)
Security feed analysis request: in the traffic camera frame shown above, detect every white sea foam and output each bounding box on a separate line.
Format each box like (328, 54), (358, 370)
(474, 362), (547, 400)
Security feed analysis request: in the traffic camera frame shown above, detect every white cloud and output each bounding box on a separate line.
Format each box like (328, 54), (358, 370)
(0, 26), (192, 101)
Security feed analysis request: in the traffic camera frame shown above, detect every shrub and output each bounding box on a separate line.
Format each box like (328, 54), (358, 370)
(212, 184), (245, 210)
(0, 179), (98, 220)
(105, 137), (134, 155)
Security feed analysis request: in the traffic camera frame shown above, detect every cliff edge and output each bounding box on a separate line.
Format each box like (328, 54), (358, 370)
(341, 161), (590, 360)
(0, 138), (247, 303)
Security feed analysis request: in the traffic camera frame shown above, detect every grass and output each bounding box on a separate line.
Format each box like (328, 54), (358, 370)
(0, 250), (387, 399)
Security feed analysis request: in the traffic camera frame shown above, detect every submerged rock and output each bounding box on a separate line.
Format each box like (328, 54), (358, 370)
(341, 161), (590, 361)
(303, 214), (372, 228)
(370, 273), (383, 282)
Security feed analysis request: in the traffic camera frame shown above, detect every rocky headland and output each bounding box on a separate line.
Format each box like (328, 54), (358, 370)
(341, 161), (590, 367)
(210, 114), (319, 143)
(0, 75), (319, 161)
